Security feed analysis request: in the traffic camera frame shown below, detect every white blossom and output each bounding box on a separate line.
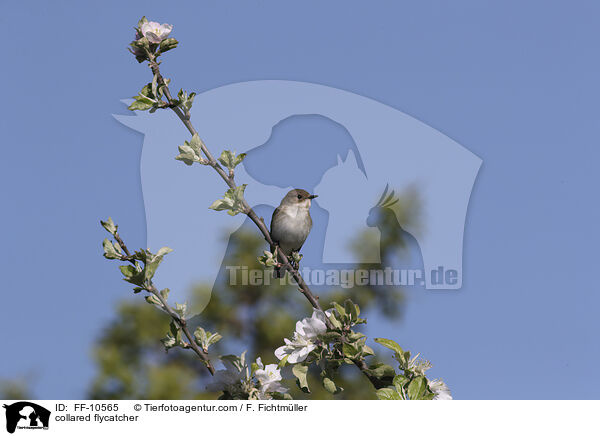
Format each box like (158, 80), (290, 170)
(429, 379), (452, 400)
(274, 310), (329, 364)
(407, 353), (432, 376)
(141, 21), (173, 44)
(254, 357), (288, 398)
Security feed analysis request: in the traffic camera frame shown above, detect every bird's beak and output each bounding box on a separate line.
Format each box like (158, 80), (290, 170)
(309, 194), (318, 199)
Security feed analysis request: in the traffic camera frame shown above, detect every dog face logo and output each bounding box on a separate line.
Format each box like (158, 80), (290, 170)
(3, 402), (50, 433)
(115, 80), (481, 316)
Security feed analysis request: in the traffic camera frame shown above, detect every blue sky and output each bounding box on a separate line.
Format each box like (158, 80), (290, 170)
(1, 1), (599, 399)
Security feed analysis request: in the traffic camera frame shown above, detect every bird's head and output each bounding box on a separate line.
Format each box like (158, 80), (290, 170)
(281, 189), (318, 208)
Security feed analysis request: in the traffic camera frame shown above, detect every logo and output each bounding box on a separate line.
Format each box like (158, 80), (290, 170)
(115, 80), (481, 316)
(3, 402), (50, 433)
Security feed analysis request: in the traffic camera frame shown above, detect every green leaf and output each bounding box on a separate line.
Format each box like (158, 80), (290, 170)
(130, 37), (149, 51)
(143, 247), (173, 281)
(221, 353), (246, 372)
(319, 331), (342, 343)
(209, 185), (247, 216)
(175, 145), (198, 166)
(169, 319), (180, 337)
(344, 300), (359, 322)
(151, 75), (158, 100)
(145, 294), (161, 307)
(102, 238), (121, 259)
(193, 326), (222, 351)
(277, 354), (289, 369)
(366, 362), (396, 379)
(233, 153), (246, 167)
(175, 134), (205, 165)
(174, 302), (187, 319)
(119, 264), (144, 286)
(100, 217), (117, 234)
(322, 377), (337, 394)
(161, 322), (182, 350)
(376, 387), (402, 400)
(421, 390), (436, 400)
(159, 37), (178, 53)
(342, 342), (359, 359)
(292, 364), (310, 393)
(257, 250), (277, 267)
(393, 374), (408, 392)
(270, 392), (293, 400)
(374, 337), (408, 366)
(132, 249), (147, 263)
(155, 247), (173, 257)
(136, 16), (148, 30)
(128, 98), (154, 111)
(207, 332), (222, 347)
(177, 89), (196, 112)
(188, 133), (203, 152)
(374, 337), (404, 355)
(160, 333), (177, 350)
(407, 376), (427, 400)
(218, 150), (246, 170)
(332, 302), (346, 318)
(208, 197), (235, 211)
(347, 331), (366, 342)
(326, 310), (343, 330)
(194, 327), (207, 343)
(361, 345), (375, 356)
(159, 288), (170, 301)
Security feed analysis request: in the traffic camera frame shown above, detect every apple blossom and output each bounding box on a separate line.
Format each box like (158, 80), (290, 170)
(141, 21), (173, 44)
(274, 310), (330, 364)
(429, 379), (452, 400)
(254, 357), (288, 397)
(407, 353), (432, 376)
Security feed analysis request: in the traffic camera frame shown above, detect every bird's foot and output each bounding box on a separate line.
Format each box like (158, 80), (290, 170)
(290, 251), (303, 270)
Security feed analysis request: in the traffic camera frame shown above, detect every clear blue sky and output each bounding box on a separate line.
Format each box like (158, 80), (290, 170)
(1, 1), (599, 399)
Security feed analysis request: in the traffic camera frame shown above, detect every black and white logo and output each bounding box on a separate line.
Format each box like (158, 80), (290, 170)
(3, 402), (50, 434)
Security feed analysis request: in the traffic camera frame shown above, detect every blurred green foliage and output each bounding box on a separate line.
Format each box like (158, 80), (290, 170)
(88, 188), (419, 400)
(0, 378), (32, 401)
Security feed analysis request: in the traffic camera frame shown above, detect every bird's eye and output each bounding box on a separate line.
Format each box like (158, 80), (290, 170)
(297, 194), (302, 200)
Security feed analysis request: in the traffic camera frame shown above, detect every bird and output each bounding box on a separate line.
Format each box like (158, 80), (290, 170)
(270, 189), (318, 278)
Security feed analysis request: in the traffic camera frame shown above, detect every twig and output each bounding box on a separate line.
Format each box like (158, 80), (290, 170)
(148, 284), (215, 375)
(144, 55), (384, 389)
(114, 229), (215, 375)
(148, 57), (325, 316)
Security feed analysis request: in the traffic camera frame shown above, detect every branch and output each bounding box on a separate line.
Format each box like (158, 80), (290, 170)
(111, 227), (215, 376)
(147, 57), (325, 315)
(141, 51), (387, 391)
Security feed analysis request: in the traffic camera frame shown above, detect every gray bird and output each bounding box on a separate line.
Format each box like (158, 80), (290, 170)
(270, 189), (318, 277)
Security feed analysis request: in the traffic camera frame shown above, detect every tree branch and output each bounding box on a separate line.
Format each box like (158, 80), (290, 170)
(148, 58), (325, 315)
(144, 55), (386, 390)
(148, 284), (215, 376)
(114, 228), (215, 376)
